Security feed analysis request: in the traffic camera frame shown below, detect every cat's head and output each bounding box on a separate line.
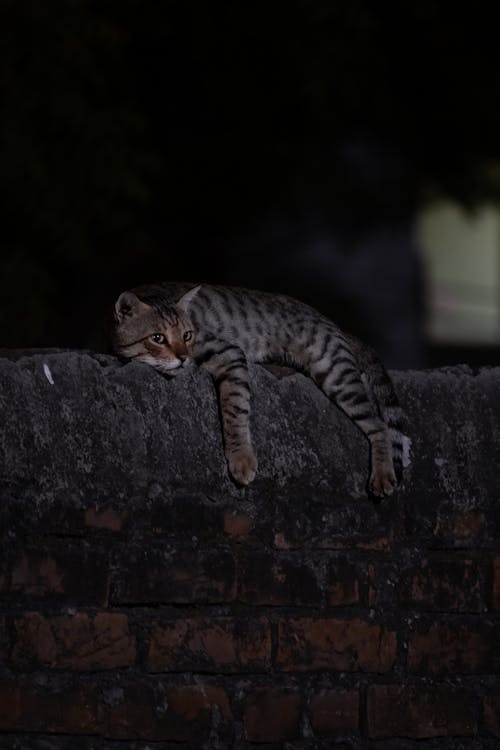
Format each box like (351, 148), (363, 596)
(110, 285), (200, 375)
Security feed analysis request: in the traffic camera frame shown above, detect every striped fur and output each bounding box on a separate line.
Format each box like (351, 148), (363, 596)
(111, 282), (409, 496)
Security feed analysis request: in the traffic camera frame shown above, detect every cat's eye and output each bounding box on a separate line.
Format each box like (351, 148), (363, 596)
(183, 330), (193, 342)
(150, 333), (166, 344)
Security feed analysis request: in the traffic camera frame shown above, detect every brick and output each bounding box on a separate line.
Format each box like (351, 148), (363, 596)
(150, 495), (224, 538)
(273, 495), (396, 551)
(11, 553), (64, 594)
(408, 621), (499, 674)
(433, 508), (486, 544)
(223, 509), (254, 537)
(238, 551), (322, 605)
(399, 556), (483, 612)
(107, 682), (231, 742)
(0, 683), (100, 734)
(243, 687), (301, 742)
(84, 505), (126, 531)
(484, 692), (500, 736)
(352, 529), (395, 551)
(327, 559), (360, 606)
(111, 543), (236, 604)
(9, 544), (109, 606)
(367, 684), (477, 738)
(11, 612), (136, 670)
(276, 618), (396, 673)
(310, 690), (359, 734)
(493, 556), (500, 611)
(147, 616), (270, 672)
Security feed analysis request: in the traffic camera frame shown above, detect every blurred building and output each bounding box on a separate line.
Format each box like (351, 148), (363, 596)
(418, 201), (500, 366)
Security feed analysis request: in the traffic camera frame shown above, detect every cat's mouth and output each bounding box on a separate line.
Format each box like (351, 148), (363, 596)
(115, 347), (188, 373)
(137, 354), (186, 374)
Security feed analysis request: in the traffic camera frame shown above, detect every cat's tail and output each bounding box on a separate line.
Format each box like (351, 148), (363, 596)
(349, 336), (411, 482)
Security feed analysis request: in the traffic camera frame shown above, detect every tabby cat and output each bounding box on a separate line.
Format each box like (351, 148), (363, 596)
(110, 282), (408, 496)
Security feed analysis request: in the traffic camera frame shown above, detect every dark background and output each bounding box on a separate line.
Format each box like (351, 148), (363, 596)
(2, 1), (500, 367)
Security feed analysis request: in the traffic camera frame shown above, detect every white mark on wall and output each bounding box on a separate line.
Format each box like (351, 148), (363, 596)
(43, 363), (55, 385)
(402, 435), (412, 467)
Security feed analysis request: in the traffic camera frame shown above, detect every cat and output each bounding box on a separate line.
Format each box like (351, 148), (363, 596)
(110, 282), (408, 497)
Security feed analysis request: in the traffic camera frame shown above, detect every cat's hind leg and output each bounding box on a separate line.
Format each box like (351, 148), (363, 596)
(308, 342), (397, 497)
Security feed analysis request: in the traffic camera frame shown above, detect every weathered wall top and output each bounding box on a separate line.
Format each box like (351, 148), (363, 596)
(0, 351), (499, 748)
(1, 350), (498, 510)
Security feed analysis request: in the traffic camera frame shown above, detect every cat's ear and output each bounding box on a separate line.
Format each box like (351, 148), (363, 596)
(176, 285), (201, 314)
(114, 291), (145, 322)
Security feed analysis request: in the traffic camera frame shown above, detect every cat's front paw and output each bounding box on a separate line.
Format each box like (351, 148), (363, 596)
(228, 446), (258, 486)
(369, 465), (397, 498)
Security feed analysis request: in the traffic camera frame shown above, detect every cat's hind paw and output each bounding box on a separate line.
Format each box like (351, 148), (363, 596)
(228, 447), (258, 486)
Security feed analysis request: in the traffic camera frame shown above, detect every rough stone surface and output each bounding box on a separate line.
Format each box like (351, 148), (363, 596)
(0, 350), (499, 749)
(0, 352), (498, 519)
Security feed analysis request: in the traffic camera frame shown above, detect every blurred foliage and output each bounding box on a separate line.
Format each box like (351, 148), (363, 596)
(1, 0), (500, 345)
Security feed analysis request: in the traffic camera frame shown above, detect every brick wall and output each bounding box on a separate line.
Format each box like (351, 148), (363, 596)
(0, 351), (499, 749)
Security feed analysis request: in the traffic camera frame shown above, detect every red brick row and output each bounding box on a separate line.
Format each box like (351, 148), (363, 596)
(8, 494), (495, 555)
(6, 613), (397, 674)
(26, 502), (259, 541)
(1, 682), (498, 741)
(0, 682), (230, 741)
(3, 548), (497, 610)
(4, 612), (499, 676)
(31, 501), (250, 539)
(245, 684), (497, 742)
